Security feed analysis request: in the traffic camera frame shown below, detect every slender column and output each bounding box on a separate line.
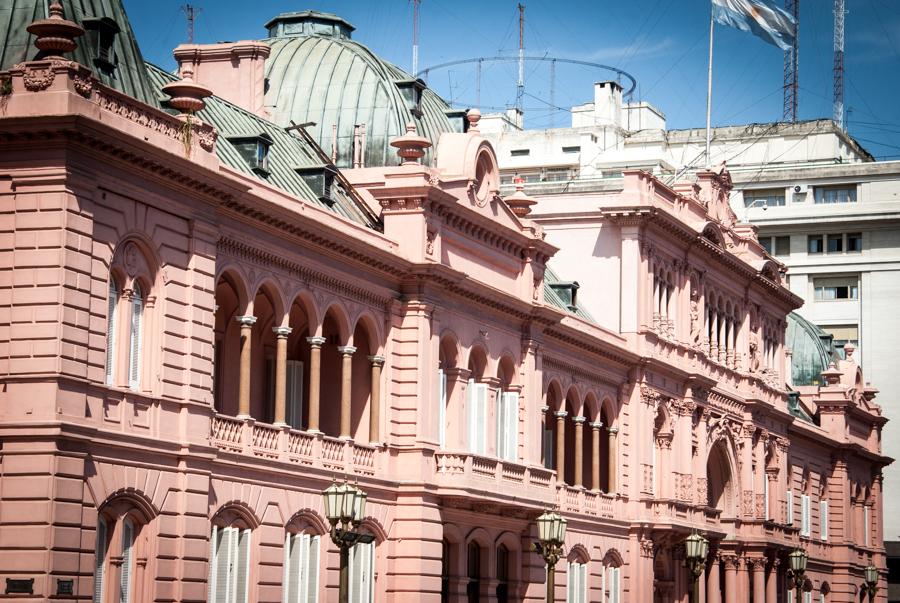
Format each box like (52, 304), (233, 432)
(306, 336), (326, 433)
(765, 559), (779, 603)
(723, 556), (738, 603)
(272, 326), (292, 425)
(338, 345), (357, 439)
(236, 315), (256, 418)
(554, 411), (567, 480)
(368, 355), (385, 444)
(750, 558), (765, 603)
(591, 421), (602, 491)
(608, 427), (618, 493)
(573, 416), (585, 487)
(707, 555), (721, 603)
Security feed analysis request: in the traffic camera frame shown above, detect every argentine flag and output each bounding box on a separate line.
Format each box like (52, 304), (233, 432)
(712, 0), (797, 51)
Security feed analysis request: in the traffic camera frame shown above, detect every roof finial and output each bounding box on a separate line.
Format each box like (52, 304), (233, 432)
(27, 1), (85, 59)
(390, 122), (431, 166)
(504, 175), (536, 217)
(162, 66), (212, 115)
(467, 108), (481, 133)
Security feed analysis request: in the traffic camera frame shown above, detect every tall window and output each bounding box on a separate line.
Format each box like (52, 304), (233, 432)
(105, 280), (119, 385)
(285, 360), (305, 429)
(566, 561), (587, 603)
(800, 494), (811, 537)
(120, 518), (135, 603)
(820, 499), (829, 541)
(283, 531), (319, 603)
(94, 517), (108, 603)
(496, 390), (519, 461)
(466, 542), (481, 603)
(542, 410), (555, 470)
(438, 368), (447, 448)
(787, 490), (794, 525)
(348, 540), (375, 603)
(208, 525), (251, 603)
(467, 380), (488, 455)
(128, 283), (144, 389)
(94, 508), (144, 603)
(604, 565), (621, 603)
(496, 545), (509, 603)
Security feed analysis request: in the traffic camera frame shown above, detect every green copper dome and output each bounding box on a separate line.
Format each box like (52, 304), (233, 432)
(262, 11), (462, 169)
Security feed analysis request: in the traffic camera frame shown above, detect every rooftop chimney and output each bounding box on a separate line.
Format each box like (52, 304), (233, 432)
(173, 41), (271, 118)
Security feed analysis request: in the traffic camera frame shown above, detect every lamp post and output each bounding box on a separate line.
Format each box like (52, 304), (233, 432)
(684, 531), (709, 603)
(788, 548), (808, 603)
(323, 480), (375, 603)
(533, 510), (567, 603)
(864, 563), (878, 603)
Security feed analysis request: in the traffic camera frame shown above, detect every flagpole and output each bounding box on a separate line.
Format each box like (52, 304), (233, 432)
(705, 4), (714, 169)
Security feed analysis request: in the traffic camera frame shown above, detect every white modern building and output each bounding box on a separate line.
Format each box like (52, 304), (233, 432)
(483, 82), (900, 601)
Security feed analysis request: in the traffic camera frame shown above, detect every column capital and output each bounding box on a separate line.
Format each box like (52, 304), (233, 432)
(368, 355), (386, 366)
(273, 326), (293, 337)
(554, 410), (568, 419)
(572, 415), (586, 424)
(590, 421), (603, 430)
(338, 345), (357, 355)
(540, 405), (550, 413)
(236, 315), (257, 326)
(306, 336), (327, 347)
(608, 427), (619, 435)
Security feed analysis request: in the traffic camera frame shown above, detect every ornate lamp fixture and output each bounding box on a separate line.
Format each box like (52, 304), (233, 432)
(533, 510), (567, 603)
(788, 548), (808, 603)
(684, 531), (709, 603)
(323, 480), (374, 603)
(864, 562), (878, 603)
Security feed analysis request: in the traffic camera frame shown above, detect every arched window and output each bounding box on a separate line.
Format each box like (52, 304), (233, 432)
(209, 521), (252, 603)
(129, 282), (144, 389)
(566, 558), (587, 603)
(105, 279), (119, 385)
(93, 500), (150, 603)
(283, 528), (320, 603)
(466, 541), (482, 603)
(603, 562), (622, 603)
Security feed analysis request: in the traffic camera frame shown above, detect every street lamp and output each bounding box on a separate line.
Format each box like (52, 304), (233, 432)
(788, 548), (808, 603)
(323, 480), (374, 603)
(864, 562), (878, 603)
(684, 531), (709, 603)
(533, 510), (567, 603)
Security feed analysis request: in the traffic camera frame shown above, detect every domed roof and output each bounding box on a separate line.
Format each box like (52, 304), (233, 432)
(786, 312), (837, 386)
(262, 11), (462, 168)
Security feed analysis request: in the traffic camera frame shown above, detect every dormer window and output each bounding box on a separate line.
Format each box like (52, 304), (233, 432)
(82, 17), (120, 75)
(294, 164), (337, 205)
(396, 79), (426, 119)
(549, 281), (580, 313)
(228, 133), (274, 175)
(445, 110), (468, 133)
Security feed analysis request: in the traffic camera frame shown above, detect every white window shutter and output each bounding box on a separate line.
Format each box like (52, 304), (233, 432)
(106, 281), (118, 385)
(349, 540), (374, 603)
(801, 494), (811, 536)
(820, 500), (828, 541)
(864, 506), (870, 546)
(500, 392), (519, 462)
(213, 527), (232, 603)
(787, 588), (795, 603)
(235, 529), (250, 603)
(119, 518), (134, 603)
(477, 384), (488, 454)
(496, 389), (505, 460)
(94, 517), (108, 603)
(566, 563), (574, 603)
(804, 591), (812, 603)
(128, 284), (143, 389)
(466, 379), (476, 454)
(306, 535), (320, 603)
(286, 360), (304, 429)
(438, 369), (446, 448)
(787, 490), (794, 525)
(282, 533), (294, 603)
(579, 563), (587, 603)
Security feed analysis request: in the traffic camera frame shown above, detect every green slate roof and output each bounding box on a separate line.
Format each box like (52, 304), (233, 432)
(786, 312), (837, 387)
(544, 266), (596, 322)
(144, 63), (378, 228)
(0, 0), (158, 106)
(262, 11), (459, 168)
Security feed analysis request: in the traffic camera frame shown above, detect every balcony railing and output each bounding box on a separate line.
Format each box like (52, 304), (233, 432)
(210, 415), (381, 476)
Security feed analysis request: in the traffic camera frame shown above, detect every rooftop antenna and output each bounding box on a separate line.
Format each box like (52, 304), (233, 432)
(181, 4), (201, 44)
(412, 0), (421, 76)
(782, 0), (799, 122)
(516, 3), (525, 113)
(833, 0), (846, 130)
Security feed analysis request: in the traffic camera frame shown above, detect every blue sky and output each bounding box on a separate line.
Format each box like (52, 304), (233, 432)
(124, 0), (900, 159)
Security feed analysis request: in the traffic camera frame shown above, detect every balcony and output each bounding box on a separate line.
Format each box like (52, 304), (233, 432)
(210, 414), (382, 477)
(433, 452), (556, 506)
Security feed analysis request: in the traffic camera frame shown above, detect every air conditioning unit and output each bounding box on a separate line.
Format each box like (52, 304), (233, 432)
(793, 184), (809, 194)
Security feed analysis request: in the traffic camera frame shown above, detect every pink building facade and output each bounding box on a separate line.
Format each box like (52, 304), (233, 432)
(0, 4), (891, 602)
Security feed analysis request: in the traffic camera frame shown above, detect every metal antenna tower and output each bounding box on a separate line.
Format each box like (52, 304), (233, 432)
(412, 0), (421, 77)
(516, 3), (525, 112)
(782, 0), (799, 122)
(833, 0), (846, 129)
(181, 4), (201, 44)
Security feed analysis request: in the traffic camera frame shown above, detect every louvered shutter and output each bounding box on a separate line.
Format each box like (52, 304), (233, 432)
(349, 541), (374, 603)
(283, 533), (300, 603)
(286, 360), (305, 429)
(476, 384), (488, 454)
(438, 369), (446, 448)
(128, 284), (143, 389)
(820, 500), (828, 541)
(614, 567), (621, 603)
(94, 517), (108, 603)
(306, 535), (320, 603)
(864, 506), (870, 546)
(504, 392), (519, 461)
(787, 588), (795, 603)
(214, 527), (233, 603)
(787, 490), (794, 525)
(801, 494), (811, 536)
(496, 389), (504, 459)
(578, 563), (587, 603)
(235, 529), (250, 603)
(120, 519), (134, 603)
(466, 379), (476, 454)
(803, 591), (812, 603)
(207, 526), (218, 603)
(106, 281), (118, 385)
(566, 562), (575, 603)
(282, 533), (292, 603)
